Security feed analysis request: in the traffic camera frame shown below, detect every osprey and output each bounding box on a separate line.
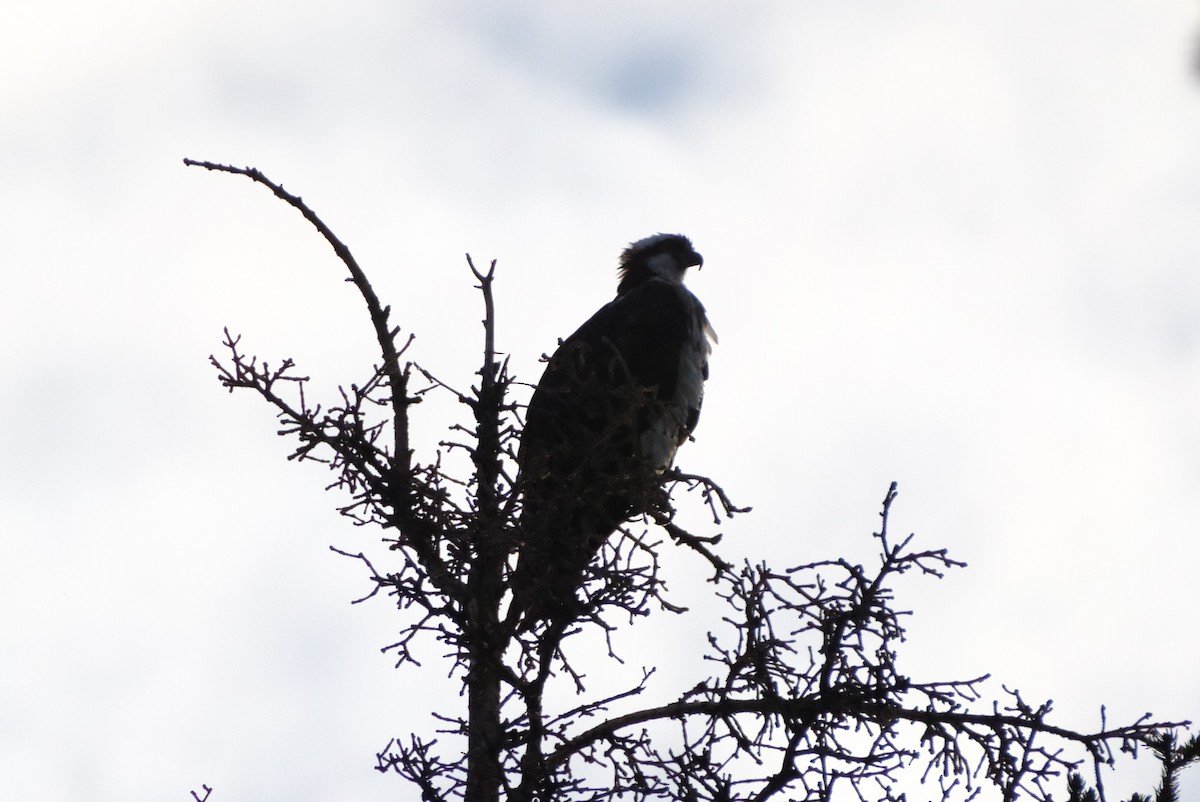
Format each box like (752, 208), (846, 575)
(511, 233), (714, 627)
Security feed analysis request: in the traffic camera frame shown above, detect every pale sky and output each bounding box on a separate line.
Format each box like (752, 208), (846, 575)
(2, 2), (1199, 801)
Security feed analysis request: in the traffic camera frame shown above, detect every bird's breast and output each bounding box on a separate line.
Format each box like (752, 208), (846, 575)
(639, 296), (711, 472)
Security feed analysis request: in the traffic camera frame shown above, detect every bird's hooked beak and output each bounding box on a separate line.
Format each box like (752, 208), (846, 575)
(690, 251), (704, 270)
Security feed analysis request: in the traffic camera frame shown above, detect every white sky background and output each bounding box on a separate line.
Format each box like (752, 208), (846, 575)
(2, 2), (1199, 800)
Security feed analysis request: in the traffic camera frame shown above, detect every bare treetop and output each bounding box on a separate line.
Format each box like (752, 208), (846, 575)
(186, 158), (1196, 802)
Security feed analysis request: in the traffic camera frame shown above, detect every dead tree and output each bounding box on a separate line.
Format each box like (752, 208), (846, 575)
(185, 158), (1193, 802)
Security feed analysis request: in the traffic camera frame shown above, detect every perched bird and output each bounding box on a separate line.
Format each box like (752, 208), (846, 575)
(510, 233), (715, 627)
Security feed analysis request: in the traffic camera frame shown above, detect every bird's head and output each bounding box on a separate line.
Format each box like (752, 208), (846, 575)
(617, 233), (703, 294)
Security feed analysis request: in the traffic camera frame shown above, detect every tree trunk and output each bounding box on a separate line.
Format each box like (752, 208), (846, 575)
(465, 636), (502, 802)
